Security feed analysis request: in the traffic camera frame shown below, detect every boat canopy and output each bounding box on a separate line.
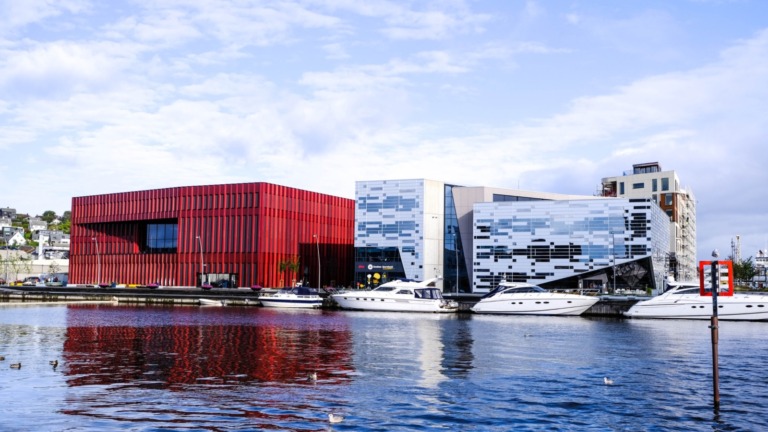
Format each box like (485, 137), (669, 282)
(481, 283), (547, 299)
(279, 287), (319, 295)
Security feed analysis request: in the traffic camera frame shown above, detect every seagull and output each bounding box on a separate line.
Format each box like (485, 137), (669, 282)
(328, 413), (344, 424)
(308, 372), (317, 381)
(604, 377), (614, 385)
(10, 362), (21, 369)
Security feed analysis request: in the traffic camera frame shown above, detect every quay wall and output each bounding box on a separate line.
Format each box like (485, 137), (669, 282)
(1, 286), (642, 316)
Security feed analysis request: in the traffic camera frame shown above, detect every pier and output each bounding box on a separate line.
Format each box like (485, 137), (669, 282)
(0, 285), (642, 316)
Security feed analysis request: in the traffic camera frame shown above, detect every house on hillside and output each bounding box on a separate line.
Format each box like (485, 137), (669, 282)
(33, 230), (69, 245)
(0, 216), (11, 229)
(1, 226), (24, 245)
(29, 218), (47, 232)
(0, 207), (16, 219)
(7, 231), (26, 246)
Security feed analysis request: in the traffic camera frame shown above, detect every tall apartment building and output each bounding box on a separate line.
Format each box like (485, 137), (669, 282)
(600, 162), (697, 281)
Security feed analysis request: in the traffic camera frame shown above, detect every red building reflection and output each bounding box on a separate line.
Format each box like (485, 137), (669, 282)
(61, 305), (354, 387)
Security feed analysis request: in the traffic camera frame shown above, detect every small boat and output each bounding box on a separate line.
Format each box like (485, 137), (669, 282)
(199, 298), (225, 307)
(331, 278), (458, 313)
(259, 287), (323, 309)
(471, 282), (600, 316)
(624, 281), (768, 321)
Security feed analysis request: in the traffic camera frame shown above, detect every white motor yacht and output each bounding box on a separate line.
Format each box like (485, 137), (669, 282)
(471, 282), (600, 316)
(331, 278), (458, 313)
(624, 281), (768, 321)
(260, 286), (323, 309)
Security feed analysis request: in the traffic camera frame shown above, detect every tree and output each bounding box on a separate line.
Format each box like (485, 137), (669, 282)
(41, 210), (57, 223)
(732, 256), (756, 286)
(59, 219), (71, 234)
(61, 211), (71, 222)
(278, 256), (301, 287)
(8, 254), (28, 282)
(48, 260), (61, 277)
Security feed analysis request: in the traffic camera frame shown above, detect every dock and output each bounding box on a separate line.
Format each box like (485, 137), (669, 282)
(0, 286), (643, 316)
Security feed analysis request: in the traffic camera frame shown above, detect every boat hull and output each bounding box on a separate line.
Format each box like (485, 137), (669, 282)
(260, 297), (322, 309)
(331, 295), (458, 313)
(199, 298), (225, 306)
(624, 295), (768, 321)
(471, 294), (599, 316)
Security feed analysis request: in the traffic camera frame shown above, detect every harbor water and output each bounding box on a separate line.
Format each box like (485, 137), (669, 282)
(0, 303), (766, 431)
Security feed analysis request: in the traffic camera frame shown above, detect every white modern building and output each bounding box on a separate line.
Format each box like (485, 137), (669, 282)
(600, 162), (696, 281)
(354, 179), (671, 294)
(473, 198), (670, 293)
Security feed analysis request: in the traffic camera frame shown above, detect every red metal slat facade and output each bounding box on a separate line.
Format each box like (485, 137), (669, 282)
(70, 183), (355, 288)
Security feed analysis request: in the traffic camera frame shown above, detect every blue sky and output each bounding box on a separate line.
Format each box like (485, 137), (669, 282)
(2, 0), (767, 261)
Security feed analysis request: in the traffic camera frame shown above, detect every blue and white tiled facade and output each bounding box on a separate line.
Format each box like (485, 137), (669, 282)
(472, 198), (670, 292)
(355, 179), (445, 287)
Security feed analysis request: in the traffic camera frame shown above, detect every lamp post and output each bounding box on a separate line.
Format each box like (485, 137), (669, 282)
(313, 234), (321, 289)
(92, 237), (101, 285)
(196, 235), (205, 286)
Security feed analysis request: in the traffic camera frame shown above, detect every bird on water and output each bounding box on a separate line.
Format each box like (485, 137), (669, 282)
(50, 360), (59, 368)
(10, 362), (21, 369)
(604, 377), (614, 385)
(308, 372), (317, 381)
(328, 413), (344, 424)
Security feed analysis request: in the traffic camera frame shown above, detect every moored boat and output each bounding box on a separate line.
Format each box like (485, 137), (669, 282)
(199, 298), (225, 307)
(623, 281), (768, 321)
(331, 278), (458, 313)
(260, 286), (323, 309)
(470, 282), (600, 316)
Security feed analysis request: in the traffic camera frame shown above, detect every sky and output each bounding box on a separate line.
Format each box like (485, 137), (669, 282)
(1, 0), (767, 261)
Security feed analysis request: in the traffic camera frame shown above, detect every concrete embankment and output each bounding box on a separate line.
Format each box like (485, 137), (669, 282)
(1, 286), (642, 316)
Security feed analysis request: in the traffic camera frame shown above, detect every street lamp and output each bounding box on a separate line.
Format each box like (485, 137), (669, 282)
(92, 237), (101, 285)
(313, 234), (320, 289)
(196, 235), (205, 286)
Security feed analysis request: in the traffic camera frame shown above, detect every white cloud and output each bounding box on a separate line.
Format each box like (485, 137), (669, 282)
(2, 1), (768, 260)
(322, 42), (350, 60)
(0, 40), (141, 98)
(0, 0), (87, 35)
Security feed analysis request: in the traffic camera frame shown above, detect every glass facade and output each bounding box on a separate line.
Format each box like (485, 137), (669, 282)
(354, 180), (434, 287)
(444, 185), (469, 293)
(472, 198), (669, 292)
(146, 223), (178, 253)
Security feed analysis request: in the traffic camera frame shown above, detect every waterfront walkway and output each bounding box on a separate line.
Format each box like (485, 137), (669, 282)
(0, 285), (642, 316)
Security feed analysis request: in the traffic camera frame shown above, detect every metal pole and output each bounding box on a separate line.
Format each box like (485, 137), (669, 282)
(612, 234), (616, 294)
(456, 247), (459, 294)
(196, 236), (204, 286)
(92, 237), (100, 285)
(710, 259), (720, 408)
(313, 234), (320, 288)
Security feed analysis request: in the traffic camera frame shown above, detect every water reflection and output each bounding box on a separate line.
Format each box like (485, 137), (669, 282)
(62, 305), (354, 387)
(2, 305), (766, 430)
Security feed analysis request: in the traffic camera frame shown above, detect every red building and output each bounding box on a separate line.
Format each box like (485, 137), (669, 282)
(70, 183), (355, 288)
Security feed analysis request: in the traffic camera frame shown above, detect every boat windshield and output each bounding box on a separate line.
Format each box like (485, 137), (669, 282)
(414, 288), (444, 299)
(671, 287), (701, 295)
(281, 287), (318, 295)
(481, 284), (546, 299)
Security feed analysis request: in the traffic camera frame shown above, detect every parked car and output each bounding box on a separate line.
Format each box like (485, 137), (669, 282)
(22, 276), (42, 286)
